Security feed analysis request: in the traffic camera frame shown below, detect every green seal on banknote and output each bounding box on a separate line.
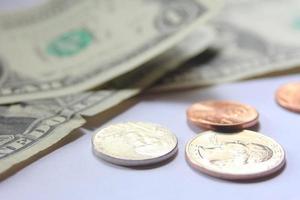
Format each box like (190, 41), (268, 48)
(47, 29), (93, 57)
(292, 17), (300, 29)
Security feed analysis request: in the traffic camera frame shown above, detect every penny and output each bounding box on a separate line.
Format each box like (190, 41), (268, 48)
(92, 122), (178, 166)
(276, 82), (300, 113)
(185, 130), (285, 180)
(186, 100), (259, 131)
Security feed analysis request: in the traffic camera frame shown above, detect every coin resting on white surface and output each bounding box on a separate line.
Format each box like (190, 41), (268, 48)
(185, 130), (285, 180)
(92, 122), (178, 166)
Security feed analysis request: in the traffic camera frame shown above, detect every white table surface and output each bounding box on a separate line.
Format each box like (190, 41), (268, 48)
(1, 74), (300, 200)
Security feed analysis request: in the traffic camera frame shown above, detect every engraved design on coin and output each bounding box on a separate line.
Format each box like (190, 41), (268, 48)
(276, 82), (300, 113)
(186, 130), (285, 180)
(187, 100), (259, 130)
(197, 136), (273, 167)
(92, 122), (178, 166)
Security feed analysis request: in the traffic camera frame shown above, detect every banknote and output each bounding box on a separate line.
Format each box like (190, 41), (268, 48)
(154, 0), (300, 91)
(0, 27), (213, 178)
(0, 0), (219, 104)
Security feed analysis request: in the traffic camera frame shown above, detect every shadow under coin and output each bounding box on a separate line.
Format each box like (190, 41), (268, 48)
(93, 151), (178, 171)
(187, 120), (261, 134)
(248, 122), (260, 132)
(129, 151), (178, 170)
(212, 122), (261, 133)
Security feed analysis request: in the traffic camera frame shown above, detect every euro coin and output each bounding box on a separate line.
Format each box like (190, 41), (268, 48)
(276, 82), (300, 113)
(185, 130), (285, 180)
(187, 100), (259, 131)
(92, 122), (178, 166)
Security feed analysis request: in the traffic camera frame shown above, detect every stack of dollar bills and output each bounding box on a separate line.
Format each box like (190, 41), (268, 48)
(1, 0), (300, 179)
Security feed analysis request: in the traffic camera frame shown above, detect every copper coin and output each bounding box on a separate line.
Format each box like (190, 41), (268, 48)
(185, 130), (286, 180)
(187, 100), (259, 131)
(276, 82), (300, 113)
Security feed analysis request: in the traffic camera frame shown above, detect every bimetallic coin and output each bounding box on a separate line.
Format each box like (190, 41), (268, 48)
(187, 100), (259, 131)
(185, 130), (285, 180)
(276, 82), (300, 113)
(92, 122), (178, 166)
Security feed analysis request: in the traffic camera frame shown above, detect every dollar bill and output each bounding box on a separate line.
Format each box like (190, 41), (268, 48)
(0, 0), (219, 104)
(154, 0), (300, 91)
(0, 26), (213, 177)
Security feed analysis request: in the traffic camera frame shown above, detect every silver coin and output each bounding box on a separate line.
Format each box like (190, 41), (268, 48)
(92, 122), (178, 166)
(186, 130), (285, 180)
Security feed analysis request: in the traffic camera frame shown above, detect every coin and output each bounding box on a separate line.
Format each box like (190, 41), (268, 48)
(185, 130), (285, 180)
(186, 100), (259, 131)
(92, 122), (178, 166)
(276, 82), (300, 113)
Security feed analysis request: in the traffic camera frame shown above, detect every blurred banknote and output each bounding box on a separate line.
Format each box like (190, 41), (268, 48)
(155, 0), (300, 90)
(0, 27), (214, 177)
(0, 0), (219, 104)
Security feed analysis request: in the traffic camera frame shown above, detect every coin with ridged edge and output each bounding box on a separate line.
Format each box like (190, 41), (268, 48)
(185, 130), (285, 180)
(92, 122), (178, 166)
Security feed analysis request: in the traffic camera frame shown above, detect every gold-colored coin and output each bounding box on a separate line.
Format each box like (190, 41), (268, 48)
(185, 130), (285, 180)
(92, 122), (178, 166)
